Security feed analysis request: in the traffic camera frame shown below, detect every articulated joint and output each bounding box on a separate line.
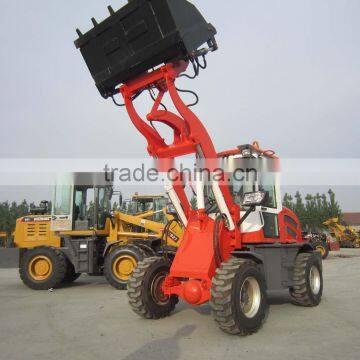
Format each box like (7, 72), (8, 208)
(163, 277), (211, 305)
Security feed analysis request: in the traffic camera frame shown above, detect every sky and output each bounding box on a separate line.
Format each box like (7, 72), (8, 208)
(0, 0), (359, 210)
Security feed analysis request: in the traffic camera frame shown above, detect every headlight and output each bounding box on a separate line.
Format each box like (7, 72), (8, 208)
(241, 191), (267, 207)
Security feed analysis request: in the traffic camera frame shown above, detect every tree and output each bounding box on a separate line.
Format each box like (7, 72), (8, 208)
(0, 200), (46, 236)
(327, 189), (341, 219)
(294, 191), (306, 226)
(112, 201), (120, 211)
(283, 189), (342, 232)
(190, 196), (197, 210)
(283, 193), (294, 211)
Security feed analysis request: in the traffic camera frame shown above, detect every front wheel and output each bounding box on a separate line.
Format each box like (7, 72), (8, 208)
(290, 252), (323, 307)
(127, 257), (178, 319)
(19, 247), (67, 290)
(210, 258), (269, 336)
(104, 245), (146, 290)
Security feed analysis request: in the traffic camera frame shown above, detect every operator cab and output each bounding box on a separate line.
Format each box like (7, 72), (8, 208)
(123, 195), (168, 223)
(221, 143), (282, 239)
(51, 173), (113, 232)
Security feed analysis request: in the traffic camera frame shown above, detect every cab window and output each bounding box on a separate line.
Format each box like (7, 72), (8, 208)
(229, 173), (256, 206)
(139, 200), (153, 213)
(262, 213), (279, 238)
(74, 188), (86, 221)
(258, 173), (277, 209)
(258, 172), (279, 238)
(54, 185), (72, 215)
(97, 187), (111, 230)
(73, 187), (95, 229)
(153, 198), (167, 222)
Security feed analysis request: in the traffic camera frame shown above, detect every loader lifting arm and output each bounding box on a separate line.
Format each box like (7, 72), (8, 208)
(120, 61), (238, 225)
(119, 59), (242, 304)
(120, 61), (215, 159)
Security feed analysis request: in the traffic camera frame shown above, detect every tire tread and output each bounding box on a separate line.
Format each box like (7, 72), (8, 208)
(210, 258), (268, 336)
(127, 257), (177, 319)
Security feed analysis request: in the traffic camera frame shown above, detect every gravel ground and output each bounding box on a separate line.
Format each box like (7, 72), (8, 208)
(0, 249), (359, 360)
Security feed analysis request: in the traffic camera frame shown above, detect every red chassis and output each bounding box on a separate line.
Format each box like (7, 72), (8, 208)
(120, 61), (303, 306)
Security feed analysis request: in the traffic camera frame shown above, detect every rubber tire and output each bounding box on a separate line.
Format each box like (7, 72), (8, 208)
(127, 257), (178, 319)
(104, 244), (146, 290)
(210, 258), (269, 336)
(313, 240), (329, 260)
(19, 247), (67, 290)
(134, 242), (157, 257)
(290, 252), (323, 307)
(62, 259), (81, 284)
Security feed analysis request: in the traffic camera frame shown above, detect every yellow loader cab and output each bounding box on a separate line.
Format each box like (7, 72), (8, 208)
(14, 173), (183, 290)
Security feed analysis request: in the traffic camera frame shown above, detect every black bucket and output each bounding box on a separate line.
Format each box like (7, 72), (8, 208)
(75, 0), (217, 98)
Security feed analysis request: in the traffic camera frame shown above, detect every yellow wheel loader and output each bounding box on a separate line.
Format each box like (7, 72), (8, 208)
(323, 217), (360, 248)
(13, 174), (183, 290)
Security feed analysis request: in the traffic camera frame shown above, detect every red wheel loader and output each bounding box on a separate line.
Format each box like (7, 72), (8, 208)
(75, 0), (323, 335)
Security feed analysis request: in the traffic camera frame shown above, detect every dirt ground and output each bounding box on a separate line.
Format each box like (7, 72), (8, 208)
(0, 249), (359, 360)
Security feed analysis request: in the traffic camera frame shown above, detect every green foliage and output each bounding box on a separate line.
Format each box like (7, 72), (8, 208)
(190, 196), (197, 210)
(0, 200), (45, 236)
(112, 201), (120, 211)
(283, 189), (342, 232)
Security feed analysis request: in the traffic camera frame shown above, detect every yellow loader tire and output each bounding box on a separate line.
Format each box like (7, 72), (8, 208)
(19, 247), (67, 290)
(104, 245), (146, 290)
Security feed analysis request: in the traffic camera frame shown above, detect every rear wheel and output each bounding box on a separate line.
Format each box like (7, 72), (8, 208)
(104, 245), (146, 290)
(127, 257), (178, 319)
(290, 252), (323, 306)
(19, 247), (67, 290)
(210, 258), (268, 336)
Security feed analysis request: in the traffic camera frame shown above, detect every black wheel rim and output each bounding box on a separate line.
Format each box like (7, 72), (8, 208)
(150, 271), (169, 305)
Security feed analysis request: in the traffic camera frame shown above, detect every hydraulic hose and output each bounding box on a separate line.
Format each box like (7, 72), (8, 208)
(161, 219), (181, 262)
(213, 214), (225, 267)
